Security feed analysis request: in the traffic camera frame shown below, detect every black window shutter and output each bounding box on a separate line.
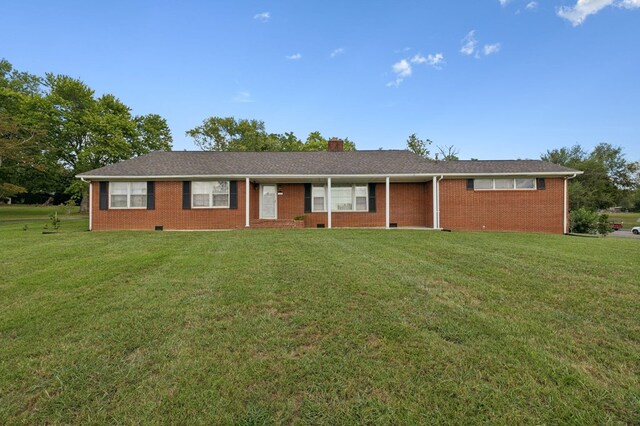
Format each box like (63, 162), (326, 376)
(147, 181), (155, 210)
(182, 181), (191, 209)
(368, 183), (376, 212)
(304, 183), (312, 213)
(99, 182), (109, 210)
(229, 180), (238, 209)
(466, 179), (474, 190)
(536, 178), (546, 190)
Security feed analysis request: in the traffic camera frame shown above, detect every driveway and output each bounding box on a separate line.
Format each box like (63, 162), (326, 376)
(609, 230), (640, 239)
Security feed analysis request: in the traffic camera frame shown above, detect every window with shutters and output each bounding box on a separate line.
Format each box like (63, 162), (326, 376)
(192, 181), (230, 208)
(473, 178), (536, 190)
(109, 182), (147, 209)
(310, 184), (369, 212)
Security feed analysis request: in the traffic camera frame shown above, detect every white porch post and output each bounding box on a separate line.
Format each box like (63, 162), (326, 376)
(245, 177), (250, 227)
(88, 181), (93, 231)
(327, 177), (332, 229)
(385, 177), (390, 229)
(432, 176), (438, 229)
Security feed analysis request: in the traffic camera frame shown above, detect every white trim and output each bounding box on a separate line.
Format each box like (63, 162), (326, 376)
(245, 177), (250, 227)
(77, 171), (584, 180)
(88, 181), (92, 231)
(259, 184), (278, 219)
(385, 177), (390, 229)
(432, 176), (437, 229)
(327, 178), (332, 229)
(436, 175), (443, 229)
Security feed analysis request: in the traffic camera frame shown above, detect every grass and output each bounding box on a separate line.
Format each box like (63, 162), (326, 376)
(0, 204), (83, 221)
(1, 216), (639, 424)
(607, 212), (640, 230)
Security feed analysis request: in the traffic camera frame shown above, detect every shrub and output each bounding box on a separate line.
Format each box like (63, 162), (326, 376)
(596, 213), (611, 236)
(570, 208), (599, 234)
(293, 215), (306, 221)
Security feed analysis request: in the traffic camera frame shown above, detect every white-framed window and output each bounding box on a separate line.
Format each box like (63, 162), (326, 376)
(109, 182), (147, 209)
(192, 181), (229, 208)
(312, 185), (326, 212)
(473, 178), (536, 190)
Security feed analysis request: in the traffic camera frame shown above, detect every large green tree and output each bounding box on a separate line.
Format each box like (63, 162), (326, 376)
(542, 143), (639, 211)
(0, 58), (174, 206)
(186, 116), (356, 152)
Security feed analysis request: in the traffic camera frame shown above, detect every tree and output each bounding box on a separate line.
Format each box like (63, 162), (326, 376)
(406, 133), (432, 158)
(0, 59), (173, 206)
(186, 116), (357, 152)
(542, 143), (639, 211)
(436, 145), (460, 161)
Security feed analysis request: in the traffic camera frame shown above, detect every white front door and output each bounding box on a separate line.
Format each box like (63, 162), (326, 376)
(260, 185), (277, 219)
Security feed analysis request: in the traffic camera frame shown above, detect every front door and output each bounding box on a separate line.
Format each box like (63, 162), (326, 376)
(260, 185), (277, 219)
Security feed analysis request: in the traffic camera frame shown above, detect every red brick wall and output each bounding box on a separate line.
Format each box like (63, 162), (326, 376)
(91, 181), (247, 230)
(91, 179), (566, 233)
(91, 181), (432, 230)
(439, 178), (565, 234)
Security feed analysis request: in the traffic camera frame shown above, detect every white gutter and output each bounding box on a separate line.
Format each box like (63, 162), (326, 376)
(75, 171), (583, 180)
(564, 173), (578, 234)
(80, 177), (92, 231)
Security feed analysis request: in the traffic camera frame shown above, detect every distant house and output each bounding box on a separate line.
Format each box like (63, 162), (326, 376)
(77, 139), (582, 233)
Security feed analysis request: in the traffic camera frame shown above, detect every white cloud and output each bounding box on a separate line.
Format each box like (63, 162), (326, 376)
(499, 0), (511, 6)
(619, 0), (640, 7)
(285, 53), (302, 60)
(233, 91), (254, 103)
(386, 59), (412, 87)
(253, 12), (270, 22)
(460, 30), (477, 55)
(556, 0), (640, 26)
(410, 53), (445, 68)
(330, 48), (345, 58)
(483, 43), (501, 56)
(526, 1), (539, 9)
(392, 59), (412, 77)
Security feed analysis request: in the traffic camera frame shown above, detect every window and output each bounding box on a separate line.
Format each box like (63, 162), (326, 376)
(109, 182), (147, 208)
(473, 179), (493, 190)
(192, 181), (229, 208)
(325, 184), (368, 212)
(312, 185), (326, 212)
(473, 178), (536, 191)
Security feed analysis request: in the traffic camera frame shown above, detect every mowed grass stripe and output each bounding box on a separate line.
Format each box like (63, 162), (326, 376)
(1, 218), (639, 424)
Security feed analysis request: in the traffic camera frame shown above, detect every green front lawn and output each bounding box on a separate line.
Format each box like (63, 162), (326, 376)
(1, 219), (639, 424)
(0, 204), (83, 221)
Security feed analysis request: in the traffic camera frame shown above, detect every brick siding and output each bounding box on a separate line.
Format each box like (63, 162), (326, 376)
(439, 178), (565, 234)
(91, 178), (566, 233)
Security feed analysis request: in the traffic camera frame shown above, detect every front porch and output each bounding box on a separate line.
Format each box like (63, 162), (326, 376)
(243, 176), (442, 230)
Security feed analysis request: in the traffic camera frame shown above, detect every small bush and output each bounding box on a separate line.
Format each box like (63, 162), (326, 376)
(597, 213), (611, 236)
(570, 208), (599, 234)
(293, 215), (306, 221)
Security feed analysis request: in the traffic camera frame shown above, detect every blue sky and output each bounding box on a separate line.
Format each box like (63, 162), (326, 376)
(3, 1), (639, 160)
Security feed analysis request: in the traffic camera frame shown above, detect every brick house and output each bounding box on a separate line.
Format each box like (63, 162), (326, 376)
(77, 139), (582, 234)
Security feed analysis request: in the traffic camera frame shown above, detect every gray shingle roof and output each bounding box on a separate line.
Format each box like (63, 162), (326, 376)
(77, 150), (581, 178)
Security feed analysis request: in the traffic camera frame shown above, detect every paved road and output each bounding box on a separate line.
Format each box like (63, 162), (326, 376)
(609, 230), (640, 239)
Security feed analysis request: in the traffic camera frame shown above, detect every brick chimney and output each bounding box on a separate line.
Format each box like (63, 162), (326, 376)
(328, 137), (344, 152)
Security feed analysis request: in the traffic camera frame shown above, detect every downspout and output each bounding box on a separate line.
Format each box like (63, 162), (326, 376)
(437, 175), (443, 229)
(80, 177), (92, 231)
(564, 173), (578, 234)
